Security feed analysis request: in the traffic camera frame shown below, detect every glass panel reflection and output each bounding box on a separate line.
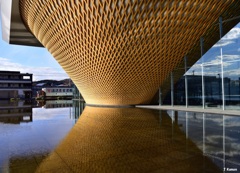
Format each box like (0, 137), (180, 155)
(1, 101), (239, 172)
(0, 100), (33, 124)
(223, 59), (240, 109)
(0, 100), (84, 173)
(170, 23), (240, 110)
(185, 61), (203, 106)
(203, 64), (222, 109)
(34, 107), (237, 172)
(169, 111), (240, 172)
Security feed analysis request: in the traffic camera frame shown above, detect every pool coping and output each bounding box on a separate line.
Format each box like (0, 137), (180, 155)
(136, 105), (240, 116)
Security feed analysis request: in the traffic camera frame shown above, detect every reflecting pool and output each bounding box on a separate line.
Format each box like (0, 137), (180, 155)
(0, 100), (239, 172)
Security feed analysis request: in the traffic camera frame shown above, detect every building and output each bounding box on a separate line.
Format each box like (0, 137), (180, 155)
(1, 1), (240, 107)
(163, 75), (240, 107)
(0, 71), (32, 100)
(0, 100), (32, 124)
(37, 100), (73, 109)
(37, 87), (73, 100)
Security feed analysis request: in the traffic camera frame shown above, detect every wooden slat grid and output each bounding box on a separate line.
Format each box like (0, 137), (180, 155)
(34, 106), (221, 172)
(20, 0), (240, 105)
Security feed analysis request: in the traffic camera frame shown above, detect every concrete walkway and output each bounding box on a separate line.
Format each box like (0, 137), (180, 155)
(136, 105), (240, 116)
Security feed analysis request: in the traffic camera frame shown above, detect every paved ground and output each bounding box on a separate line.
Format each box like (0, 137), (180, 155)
(136, 105), (240, 116)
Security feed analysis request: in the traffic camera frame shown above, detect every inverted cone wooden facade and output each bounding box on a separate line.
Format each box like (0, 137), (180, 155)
(20, 0), (240, 105)
(34, 107), (221, 172)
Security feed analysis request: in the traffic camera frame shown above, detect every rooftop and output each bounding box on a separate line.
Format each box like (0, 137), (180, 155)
(0, 0), (42, 46)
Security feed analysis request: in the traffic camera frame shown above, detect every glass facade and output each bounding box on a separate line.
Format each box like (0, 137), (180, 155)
(162, 19), (240, 110)
(167, 110), (240, 170)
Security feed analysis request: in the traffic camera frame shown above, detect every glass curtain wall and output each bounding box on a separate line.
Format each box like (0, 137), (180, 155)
(185, 60), (203, 107)
(162, 18), (240, 110)
(221, 24), (240, 110)
(200, 45), (222, 109)
(173, 61), (186, 106)
(168, 111), (240, 170)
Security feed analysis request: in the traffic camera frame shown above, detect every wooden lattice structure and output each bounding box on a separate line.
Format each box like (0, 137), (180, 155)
(35, 106), (221, 172)
(20, 0), (240, 105)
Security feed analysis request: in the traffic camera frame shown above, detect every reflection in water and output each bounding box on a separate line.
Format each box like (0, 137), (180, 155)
(0, 100), (32, 124)
(167, 111), (240, 172)
(35, 107), (221, 173)
(36, 100), (85, 121)
(0, 101), (239, 172)
(71, 100), (85, 120)
(0, 101), (83, 173)
(37, 100), (73, 109)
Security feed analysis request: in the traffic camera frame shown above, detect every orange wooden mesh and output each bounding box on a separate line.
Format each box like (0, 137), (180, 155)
(20, 0), (240, 105)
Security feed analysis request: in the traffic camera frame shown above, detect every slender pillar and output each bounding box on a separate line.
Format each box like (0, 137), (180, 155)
(158, 110), (162, 126)
(221, 48), (225, 110)
(174, 111), (178, 125)
(203, 113), (205, 154)
(159, 87), (162, 106)
(201, 37), (205, 109)
(219, 17), (225, 110)
(223, 115), (226, 169)
(184, 56), (188, 107)
(219, 17), (223, 38)
(185, 112), (189, 139)
(171, 72), (174, 107)
(80, 101), (84, 114)
(228, 79), (231, 102)
(171, 110), (174, 140)
(69, 106), (71, 119)
(79, 101), (81, 116)
(185, 112), (189, 152)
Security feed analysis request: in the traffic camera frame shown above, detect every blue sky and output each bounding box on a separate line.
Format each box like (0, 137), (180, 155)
(1, 14), (240, 82)
(0, 20), (68, 81)
(186, 23), (240, 80)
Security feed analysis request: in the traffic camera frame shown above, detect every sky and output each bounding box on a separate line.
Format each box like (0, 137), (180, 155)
(185, 22), (240, 80)
(0, 20), (69, 81)
(1, 11), (240, 82)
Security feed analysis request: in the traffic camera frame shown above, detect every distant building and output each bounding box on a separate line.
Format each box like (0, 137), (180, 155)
(0, 100), (32, 124)
(37, 87), (73, 100)
(0, 71), (32, 100)
(40, 100), (73, 109)
(163, 75), (240, 106)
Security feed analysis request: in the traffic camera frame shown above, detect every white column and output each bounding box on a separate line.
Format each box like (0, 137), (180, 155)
(219, 17), (225, 110)
(185, 56), (188, 107)
(202, 64), (205, 109)
(200, 37), (205, 109)
(171, 72), (174, 107)
(186, 112), (189, 139)
(171, 110), (174, 140)
(159, 87), (162, 106)
(203, 113), (205, 154)
(223, 115), (226, 169)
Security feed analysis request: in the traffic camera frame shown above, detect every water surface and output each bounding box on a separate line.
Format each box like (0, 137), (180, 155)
(0, 101), (239, 172)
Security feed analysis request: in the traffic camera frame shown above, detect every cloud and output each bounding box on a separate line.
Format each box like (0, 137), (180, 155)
(223, 27), (240, 40)
(213, 40), (235, 47)
(0, 57), (68, 81)
(216, 54), (240, 61)
(185, 54), (240, 77)
(213, 27), (240, 47)
(33, 107), (73, 120)
(224, 69), (240, 78)
(206, 135), (238, 145)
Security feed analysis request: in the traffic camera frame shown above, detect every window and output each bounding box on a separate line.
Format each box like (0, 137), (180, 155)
(23, 76), (30, 79)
